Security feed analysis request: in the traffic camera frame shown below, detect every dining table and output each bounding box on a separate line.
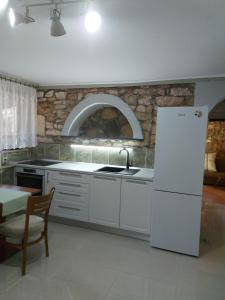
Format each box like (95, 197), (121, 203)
(0, 184), (41, 261)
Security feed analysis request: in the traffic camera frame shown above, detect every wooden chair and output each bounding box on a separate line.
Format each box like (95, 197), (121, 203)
(0, 187), (55, 275)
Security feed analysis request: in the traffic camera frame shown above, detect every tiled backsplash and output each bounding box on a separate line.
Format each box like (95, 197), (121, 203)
(1, 148), (31, 165)
(0, 148), (31, 184)
(32, 143), (155, 168)
(0, 167), (14, 185)
(0, 143), (154, 186)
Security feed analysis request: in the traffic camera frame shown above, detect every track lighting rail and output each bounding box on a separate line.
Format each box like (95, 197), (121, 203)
(23, 0), (82, 8)
(8, 0), (102, 36)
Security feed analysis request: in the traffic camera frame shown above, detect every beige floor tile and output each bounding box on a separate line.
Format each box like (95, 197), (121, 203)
(0, 197), (225, 300)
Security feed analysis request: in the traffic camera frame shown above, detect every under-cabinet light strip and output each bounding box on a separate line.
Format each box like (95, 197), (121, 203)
(70, 144), (133, 152)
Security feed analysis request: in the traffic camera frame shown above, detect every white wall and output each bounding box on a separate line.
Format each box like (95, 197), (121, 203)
(195, 80), (225, 112)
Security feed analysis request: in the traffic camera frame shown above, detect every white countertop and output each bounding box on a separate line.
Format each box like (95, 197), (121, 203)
(15, 160), (154, 181)
(48, 162), (154, 181)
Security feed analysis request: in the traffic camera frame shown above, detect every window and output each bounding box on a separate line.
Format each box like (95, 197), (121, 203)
(0, 79), (37, 150)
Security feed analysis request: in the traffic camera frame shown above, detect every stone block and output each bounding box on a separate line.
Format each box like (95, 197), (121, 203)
(78, 92), (83, 101)
(136, 105), (146, 112)
(133, 89), (146, 95)
(37, 98), (47, 102)
(170, 87), (192, 96)
(55, 91), (67, 99)
(142, 121), (151, 131)
(135, 111), (149, 121)
(151, 124), (156, 134)
(55, 104), (66, 110)
(108, 90), (119, 95)
(37, 91), (44, 98)
(138, 96), (152, 105)
(144, 87), (166, 96)
(102, 108), (118, 119)
(121, 124), (133, 137)
(46, 129), (61, 136)
(124, 94), (138, 105)
(37, 115), (45, 136)
(156, 96), (185, 106)
(45, 90), (54, 98)
(146, 106), (153, 113)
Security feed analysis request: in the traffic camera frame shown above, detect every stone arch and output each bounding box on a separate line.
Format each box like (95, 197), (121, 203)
(62, 94), (144, 139)
(209, 98), (225, 119)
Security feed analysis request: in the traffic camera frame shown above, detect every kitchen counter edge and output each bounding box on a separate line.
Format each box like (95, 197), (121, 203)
(15, 161), (154, 181)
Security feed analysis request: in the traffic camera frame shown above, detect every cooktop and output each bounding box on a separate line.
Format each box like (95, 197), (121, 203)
(17, 160), (61, 166)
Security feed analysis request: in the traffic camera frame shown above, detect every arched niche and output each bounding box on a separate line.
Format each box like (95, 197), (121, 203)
(209, 98), (225, 120)
(62, 94), (144, 140)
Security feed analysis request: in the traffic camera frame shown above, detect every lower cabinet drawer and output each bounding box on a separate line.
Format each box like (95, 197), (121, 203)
(54, 190), (89, 205)
(54, 181), (89, 194)
(53, 200), (88, 221)
(51, 171), (90, 184)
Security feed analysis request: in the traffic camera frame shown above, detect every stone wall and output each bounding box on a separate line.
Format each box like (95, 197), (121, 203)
(37, 84), (194, 147)
(35, 84), (194, 167)
(207, 121), (225, 153)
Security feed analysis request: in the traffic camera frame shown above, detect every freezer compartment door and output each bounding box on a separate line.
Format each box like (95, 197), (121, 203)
(150, 190), (202, 256)
(154, 106), (208, 195)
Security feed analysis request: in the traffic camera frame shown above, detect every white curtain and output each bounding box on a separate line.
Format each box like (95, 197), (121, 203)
(0, 79), (37, 150)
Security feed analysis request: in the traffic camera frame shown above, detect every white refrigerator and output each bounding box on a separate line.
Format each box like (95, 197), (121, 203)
(151, 106), (208, 256)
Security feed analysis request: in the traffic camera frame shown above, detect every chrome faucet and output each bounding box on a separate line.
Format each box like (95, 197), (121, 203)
(119, 147), (132, 170)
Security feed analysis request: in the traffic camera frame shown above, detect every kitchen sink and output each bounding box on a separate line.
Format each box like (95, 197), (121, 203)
(95, 166), (140, 175)
(95, 166), (125, 173)
(120, 169), (140, 175)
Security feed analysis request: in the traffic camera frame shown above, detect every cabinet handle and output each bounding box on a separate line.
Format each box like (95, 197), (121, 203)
(59, 182), (82, 187)
(94, 175), (116, 181)
(47, 172), (49, 184)
(59, 172), (81, 177)
(58, 205), (81, 211)
(125, 180), (147, 185)
(58, 192), (81, 197)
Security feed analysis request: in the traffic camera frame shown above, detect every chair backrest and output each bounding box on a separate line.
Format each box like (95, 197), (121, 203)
(23, 187), (55, 240)
(27, 187), (55, 215)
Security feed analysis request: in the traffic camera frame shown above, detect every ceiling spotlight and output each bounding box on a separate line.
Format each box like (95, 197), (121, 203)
(50, 8), (66, 37)
(0, 0), (8, 12)
(8, 8), (15, 27)
(8, 7), (35, 27)
(85, 11), (101, 33)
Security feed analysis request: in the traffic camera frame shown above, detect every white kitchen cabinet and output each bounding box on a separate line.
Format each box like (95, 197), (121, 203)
(45, 170), (55, 193)
(46, 168), (153, 236)
(45, 170), (90, 221)
(120, 178), (152, 234)
(90, 174), (121, 228)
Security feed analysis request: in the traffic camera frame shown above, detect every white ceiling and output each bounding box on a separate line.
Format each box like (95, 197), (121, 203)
(0, 0), (225, 86)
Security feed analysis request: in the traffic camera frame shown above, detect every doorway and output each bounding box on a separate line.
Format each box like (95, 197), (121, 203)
(201, 99), (225, 249)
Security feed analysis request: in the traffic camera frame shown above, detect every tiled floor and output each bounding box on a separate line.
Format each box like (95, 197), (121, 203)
(1, 192), (225, 300)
